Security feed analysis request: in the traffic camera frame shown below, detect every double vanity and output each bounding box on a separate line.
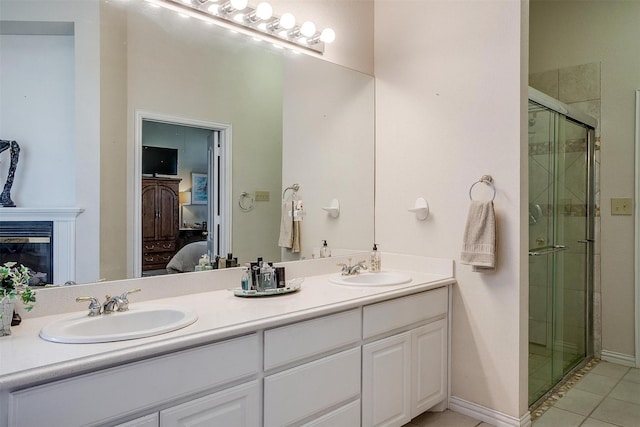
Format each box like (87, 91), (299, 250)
(0, 254), (454, 427)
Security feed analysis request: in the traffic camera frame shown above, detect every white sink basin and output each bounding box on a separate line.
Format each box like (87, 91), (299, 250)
(329, 271), (412, 287)
(39, 304), (198, 344)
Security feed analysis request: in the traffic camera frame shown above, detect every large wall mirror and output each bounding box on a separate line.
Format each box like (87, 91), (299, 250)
(0, 0), (374, 284)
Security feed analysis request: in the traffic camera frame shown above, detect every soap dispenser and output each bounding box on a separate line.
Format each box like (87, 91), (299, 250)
(370, 243), (381, 272)
(320, 240), (331, 258)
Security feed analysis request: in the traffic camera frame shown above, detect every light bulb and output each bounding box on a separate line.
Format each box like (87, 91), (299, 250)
(230, 0), (248, 10)
(181, 0), (191, 4)
(255, 2), (273, 20)
(300, 21), (316, 37)
(208, 4), (220, 13)
(279, 12), (295, 30)
(320, 28), (335, 43)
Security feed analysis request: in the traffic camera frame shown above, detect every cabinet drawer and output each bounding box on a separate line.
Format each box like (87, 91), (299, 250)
(264, 308), (361, 370)
(363, 287), (448, 339)
(300, 400), (360, 427)
(143, 240), (176, 253)
(114, 413), (159, 427)
(9, 334), (259, 427)
(143, 251), (174, 265)
(160, 381), (260, 427)
(264, 347), (361, 427)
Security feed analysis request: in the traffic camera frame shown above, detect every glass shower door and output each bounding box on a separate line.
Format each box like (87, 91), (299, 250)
(528, 101), (594, 406)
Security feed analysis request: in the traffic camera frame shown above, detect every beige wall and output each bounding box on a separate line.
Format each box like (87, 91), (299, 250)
(100, 0), (128, 280)
(374, 0), (529, 419)
(530, 0), (639, 361)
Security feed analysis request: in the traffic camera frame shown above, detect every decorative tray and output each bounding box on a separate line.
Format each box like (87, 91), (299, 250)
(232, 278), (303, 298)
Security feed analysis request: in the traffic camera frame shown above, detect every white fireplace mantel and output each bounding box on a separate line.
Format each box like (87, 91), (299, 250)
(0, 208), (84, 284)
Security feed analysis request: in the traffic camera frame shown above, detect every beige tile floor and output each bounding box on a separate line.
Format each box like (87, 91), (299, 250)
(402, 361), (640, 427)
(532, 361), (640, 427)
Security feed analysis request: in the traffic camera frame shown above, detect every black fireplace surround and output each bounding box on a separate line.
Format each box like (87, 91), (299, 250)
(0, 221), (53, 286)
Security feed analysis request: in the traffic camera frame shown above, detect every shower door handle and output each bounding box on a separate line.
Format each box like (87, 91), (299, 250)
(528, 245), (567, 256)
(577, 239), (595, 244)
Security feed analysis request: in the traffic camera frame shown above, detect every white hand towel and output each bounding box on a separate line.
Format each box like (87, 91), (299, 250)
(278, 201), (293, 249)
(460, 200), (496, 272)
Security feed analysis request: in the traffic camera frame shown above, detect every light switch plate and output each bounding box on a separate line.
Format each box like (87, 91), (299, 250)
(611, 197), (633, 215)
(255, 190), (270, 202)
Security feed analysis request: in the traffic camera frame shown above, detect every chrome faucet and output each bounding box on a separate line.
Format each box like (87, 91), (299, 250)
(337, 258), (368, 276)
(116, 288), (142, 312)
(102, 294), (121, 314)
(76, 288), (142, 316)
(76, 296), (102, 316)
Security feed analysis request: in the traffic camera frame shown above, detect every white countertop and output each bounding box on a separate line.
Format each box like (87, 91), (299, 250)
(0, 254), (454, 391)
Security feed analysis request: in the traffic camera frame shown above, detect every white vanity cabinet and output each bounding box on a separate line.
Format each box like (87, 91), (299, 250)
(263, 308), (362, 427)
(1, 275), (453, 427)
(8, 334), (259, 427)
(362, 287), (448, 427)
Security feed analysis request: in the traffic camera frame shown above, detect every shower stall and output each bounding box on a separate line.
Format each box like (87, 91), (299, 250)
(528, 87), (597, 407)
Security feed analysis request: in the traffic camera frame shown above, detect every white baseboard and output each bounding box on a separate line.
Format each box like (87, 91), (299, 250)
(449, 396), (531, 427)
(601, 350), (637, 368)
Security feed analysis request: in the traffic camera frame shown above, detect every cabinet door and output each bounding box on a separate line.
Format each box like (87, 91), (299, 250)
(160, 381), (259, 427)
(156, 183), (179, 241)
(115, 413), (159, 427)
(411, 319), (447, 417)
(142, 182), (158, 240)
(362, 331), (411, 427)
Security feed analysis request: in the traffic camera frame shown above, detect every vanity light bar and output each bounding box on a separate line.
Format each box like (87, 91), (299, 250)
(147, 0), (335, 54)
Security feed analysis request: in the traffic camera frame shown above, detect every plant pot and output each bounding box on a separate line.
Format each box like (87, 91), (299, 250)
(1, 296), (14, 337)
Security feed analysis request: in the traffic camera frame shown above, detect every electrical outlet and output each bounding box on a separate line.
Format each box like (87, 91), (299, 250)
(255, 190), (270, 202)
(611, 197), (633, 215)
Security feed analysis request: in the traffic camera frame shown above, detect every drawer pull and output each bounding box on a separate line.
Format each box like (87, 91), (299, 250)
(144, 244), (155, 250)
(162, 243), (172, 249)
(144, 257), (155, 262)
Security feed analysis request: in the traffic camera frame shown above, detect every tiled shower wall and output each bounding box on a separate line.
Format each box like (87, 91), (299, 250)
(530, 62), (602, 357)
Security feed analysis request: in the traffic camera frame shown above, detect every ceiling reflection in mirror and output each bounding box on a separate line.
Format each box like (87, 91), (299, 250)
(0, 0), (374, 285)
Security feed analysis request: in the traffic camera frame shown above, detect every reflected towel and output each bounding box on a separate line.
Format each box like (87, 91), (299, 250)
(292, 220), (301, 253)
(460, 200), (496, 272)
(278, 202), (293, 249)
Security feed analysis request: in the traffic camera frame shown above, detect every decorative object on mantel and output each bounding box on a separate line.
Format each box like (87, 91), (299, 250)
(1, 261), (36, 336)
(0, 140), (20, 207)
(408, 197), (430, 220)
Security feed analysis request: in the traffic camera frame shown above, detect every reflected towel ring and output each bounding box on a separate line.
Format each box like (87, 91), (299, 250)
(469, 175), (496, 201)
(239, 192), (254, 212)
(282, 183), (300, 201)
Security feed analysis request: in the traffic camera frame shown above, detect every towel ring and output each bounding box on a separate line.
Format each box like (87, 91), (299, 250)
(282, 183), (300, 200)
(469, 175), (496, 201)
(239, 192), (254, 212)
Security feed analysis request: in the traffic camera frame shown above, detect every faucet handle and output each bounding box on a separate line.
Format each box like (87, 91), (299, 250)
(117, 288), (142, 312)
(76, 296), (102, 316)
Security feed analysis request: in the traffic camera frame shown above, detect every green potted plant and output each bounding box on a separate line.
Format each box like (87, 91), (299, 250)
(1, 261), (36, 336)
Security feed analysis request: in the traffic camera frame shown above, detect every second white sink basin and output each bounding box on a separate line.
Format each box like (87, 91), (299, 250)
(329, 271), (412, 287)
(40, 304), (198, 344)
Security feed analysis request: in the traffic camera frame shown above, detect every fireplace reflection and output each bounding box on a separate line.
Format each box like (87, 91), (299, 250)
(0, 221), (53, 286)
